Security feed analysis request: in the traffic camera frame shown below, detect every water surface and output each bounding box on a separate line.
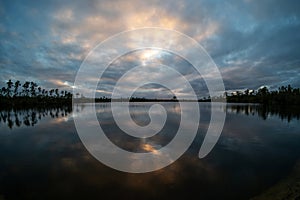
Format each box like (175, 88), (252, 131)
(0, 103), (299, 199)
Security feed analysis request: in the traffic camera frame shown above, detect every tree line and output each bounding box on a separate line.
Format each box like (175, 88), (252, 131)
(0, 80), (72, 108)
(225, 85), (300, 105)
(1, 80), (300, 106)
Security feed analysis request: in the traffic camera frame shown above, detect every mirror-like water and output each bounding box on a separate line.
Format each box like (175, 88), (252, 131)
(0, 103), (299, 199)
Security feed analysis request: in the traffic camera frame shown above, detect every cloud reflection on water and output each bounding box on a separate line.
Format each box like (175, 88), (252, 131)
(0, 103), (300, 199)
(0, 103), (299, 130)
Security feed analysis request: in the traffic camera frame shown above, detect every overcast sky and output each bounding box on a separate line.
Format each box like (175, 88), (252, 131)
(0, 0), (299, 98)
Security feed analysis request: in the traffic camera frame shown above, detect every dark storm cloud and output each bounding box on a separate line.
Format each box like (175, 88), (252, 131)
(0, 0), (299, 96)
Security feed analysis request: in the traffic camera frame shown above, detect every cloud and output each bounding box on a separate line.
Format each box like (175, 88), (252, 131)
(0, 0), (299, 95)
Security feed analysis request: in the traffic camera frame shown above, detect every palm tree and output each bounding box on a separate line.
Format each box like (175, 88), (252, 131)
(1, 87), (6, 97)
(65, 91), (72, 99)
(42, 89), (45, 97)
(49, 89), (54, 97)
(37, 87), (41, 97)
(30, 82), (37, 97)
(61, 90), (65, 98)
(55, 89), (59, 98)
(14, 80), (21, 97)
(22, 82), (30, 97)
(6, 79), (13, 97)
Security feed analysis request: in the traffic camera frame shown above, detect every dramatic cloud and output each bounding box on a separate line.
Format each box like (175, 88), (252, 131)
(0, 0), (299, 97)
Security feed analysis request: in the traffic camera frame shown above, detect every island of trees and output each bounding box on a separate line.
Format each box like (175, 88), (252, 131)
(0, 80), (72, 109)
(1, 80), (300, 108)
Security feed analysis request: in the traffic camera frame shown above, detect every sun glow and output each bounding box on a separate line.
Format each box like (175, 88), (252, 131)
(141, 49), (161, 59)
(140, 49), (162, 66)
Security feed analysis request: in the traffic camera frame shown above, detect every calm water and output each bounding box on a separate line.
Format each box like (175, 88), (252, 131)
(0, 103), (300, 199)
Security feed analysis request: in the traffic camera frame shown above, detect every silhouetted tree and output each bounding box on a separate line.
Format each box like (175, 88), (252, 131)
(1, 87), (6, 97)
(37, 87), (41, 96)
(49, 89), (54, 97)
(55, 89), (59, 97)
(14, 80), (21, 97)
(30, 82), (38, 97)
(22, 81), (30, 97)
(0, 80), (73, 108)
(6, 79), (13, 97)
(226, 85), (300, 105)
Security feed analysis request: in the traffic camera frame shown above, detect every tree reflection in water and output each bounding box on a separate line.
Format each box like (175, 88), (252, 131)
(225, 104), (300, 122)
(0, 103), (299, 129)
(0, 105), (72, 129)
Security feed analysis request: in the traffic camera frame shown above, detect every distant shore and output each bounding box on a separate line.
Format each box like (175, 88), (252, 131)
(1, 80), (300, 108)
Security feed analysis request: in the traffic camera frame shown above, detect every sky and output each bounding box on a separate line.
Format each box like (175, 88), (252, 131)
(0, 0), (300, 98)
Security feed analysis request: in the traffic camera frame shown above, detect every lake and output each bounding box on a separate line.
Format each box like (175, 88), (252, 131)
(0, 102), (300, 199)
